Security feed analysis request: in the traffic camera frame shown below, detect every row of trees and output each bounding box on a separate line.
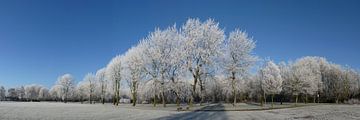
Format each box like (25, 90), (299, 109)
(252, 57), (360, 107)
(1, 18), (359, 108)
(0, 84), (49, 101)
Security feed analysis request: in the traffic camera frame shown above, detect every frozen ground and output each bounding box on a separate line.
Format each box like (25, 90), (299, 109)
(0, 102), (359, 120)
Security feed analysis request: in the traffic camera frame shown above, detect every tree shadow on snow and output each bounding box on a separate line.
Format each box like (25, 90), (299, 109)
(153, 104), (229, 120)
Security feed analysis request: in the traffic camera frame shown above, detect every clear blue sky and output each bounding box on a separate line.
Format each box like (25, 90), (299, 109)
(0, 0), (359, 88)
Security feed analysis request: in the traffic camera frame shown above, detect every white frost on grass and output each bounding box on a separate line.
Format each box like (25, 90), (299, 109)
(0, 102), (359, 120)
(0, 102), (175, 120)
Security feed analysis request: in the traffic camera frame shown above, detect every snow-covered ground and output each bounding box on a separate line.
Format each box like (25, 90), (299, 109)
(0, 102), (359, 120)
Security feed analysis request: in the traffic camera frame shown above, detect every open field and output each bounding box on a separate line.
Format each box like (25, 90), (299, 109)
(0, 102), (360, 120)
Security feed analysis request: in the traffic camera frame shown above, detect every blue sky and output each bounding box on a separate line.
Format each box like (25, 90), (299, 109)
(0, 0), (359, 88)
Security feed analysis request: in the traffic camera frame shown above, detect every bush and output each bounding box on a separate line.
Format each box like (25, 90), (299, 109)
(344, 99), (360, 105)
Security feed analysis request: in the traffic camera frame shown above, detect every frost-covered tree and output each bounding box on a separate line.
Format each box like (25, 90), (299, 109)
(291, 57), (323, 104)
(169, 79), (192, 107)
(7, 88), (18, 100)
(139, 79), (160, 104)
(323, 63), (344, 103)
(341, 67), (359, 100)
(38, 87), (49, 101)
(223, 29), (257, 106)
(0, 86), (6, 101)
(24, 84), (43, 101)
(320, 64), (359, 103)
(16, 86), (25, 100)
(278, 62), (293, 104)
(76, 81), (87, 103)
(248, 74), (263, 104)
(181, 18), (225, 106)
(140, 26), (182, 107)
(56, 74), (75, 103)
(49, 85), (62, 101)
(152, 26), (187, 107)
(208, 75), (226, 102)
(106, 55), (123, 106)
(123, 45), (146, 106)
(139, 40), (160, 107)
(95, 68), (107, 104)
(279, 61), (304, 105)
(160, 35), (192, 106)
(260, 61), (283, 108)
(82, 73), (97, 104)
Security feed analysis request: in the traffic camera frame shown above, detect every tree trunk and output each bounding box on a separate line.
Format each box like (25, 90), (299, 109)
(153, 92), (157, 107)
(118, 80), (121, 106)
(295, 95), (298, 106)
(132, 91), (137, 106)
(64, 87), (68, 103)
(280, 93), (283, 105)
(153, 80), (157, 107)
(101, 84), (105, 104)
(305, 94), (307, 104)
(199, 79), (204, 106)
(313, 95), (316, 103)
(115, 81), (119, 106)
(89, 93), (92, 104)
(260, 95), (264, 107)
(191, 78), (197, 107)
(190, 67), (200, 107)
(231, 72), (236, 107)
(176, 94), (180, 107)
(264, 92), (267, 106)
(160, 74), (166, 107)
(114, 81), (117, 106)
(189, 97), (193, 107)
(200, 91), (204, 106)
(102, 97), (105, 104)
(271, 94), (274, 108)
(233, 89), (237, 107)
(113, 95), (116, 105)
(336, 97), (339, 104)
(212, 92), (216, 103)
(114, 80), (120, 106)
(132, 97), (136, 106)
(162, 89), (166, 107)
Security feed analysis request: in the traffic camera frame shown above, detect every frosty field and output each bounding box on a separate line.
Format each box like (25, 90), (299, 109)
(0, 102), (359, 120)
